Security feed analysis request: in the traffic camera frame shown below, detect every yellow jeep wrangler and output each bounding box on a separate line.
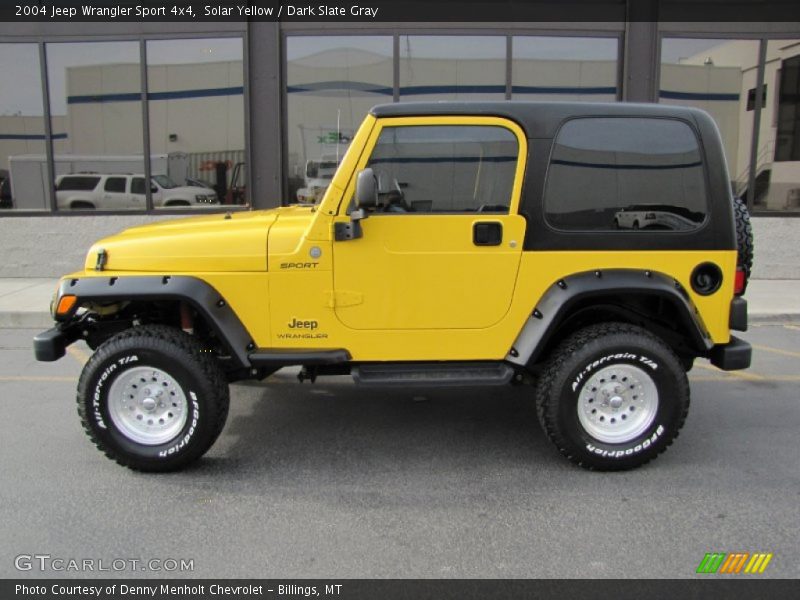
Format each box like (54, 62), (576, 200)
(34, 102), (753, 472)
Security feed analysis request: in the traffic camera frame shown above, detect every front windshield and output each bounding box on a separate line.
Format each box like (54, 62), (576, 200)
(152, 174), (177, 189)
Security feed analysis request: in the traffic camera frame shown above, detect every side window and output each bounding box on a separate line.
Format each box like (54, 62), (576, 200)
(104, 177), (127, 194)
(365, 125), (518, 214)
(544, 117), (707, 231)
(130, 177), (146, 195)
(56, 176), (100, 192)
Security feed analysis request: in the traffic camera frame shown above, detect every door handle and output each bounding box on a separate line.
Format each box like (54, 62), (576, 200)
(473, 221), (503, 246)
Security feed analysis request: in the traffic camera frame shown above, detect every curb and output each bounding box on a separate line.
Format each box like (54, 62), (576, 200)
(748, 313), (800, 324)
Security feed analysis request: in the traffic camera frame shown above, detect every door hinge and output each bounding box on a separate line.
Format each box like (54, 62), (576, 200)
(325, 290), (364, 308)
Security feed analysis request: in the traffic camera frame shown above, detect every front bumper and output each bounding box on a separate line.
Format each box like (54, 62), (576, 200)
(709, 336), (752, 371)
(33, 325), (81, 362)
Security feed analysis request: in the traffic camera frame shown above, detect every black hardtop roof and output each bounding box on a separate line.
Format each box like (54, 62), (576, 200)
(370, 101), (712, 138)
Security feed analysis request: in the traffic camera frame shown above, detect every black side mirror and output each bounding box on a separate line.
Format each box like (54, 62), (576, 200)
(335, 168), (377, 242)
(355, 168), (378, 209)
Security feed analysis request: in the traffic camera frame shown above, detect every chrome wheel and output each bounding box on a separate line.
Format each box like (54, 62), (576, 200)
(576, 364), (658, 444)
(107, 366), (188, 445)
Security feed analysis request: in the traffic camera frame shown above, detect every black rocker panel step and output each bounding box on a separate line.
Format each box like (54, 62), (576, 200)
(352, 362), (514, 387)
(249, 349), (351, 367)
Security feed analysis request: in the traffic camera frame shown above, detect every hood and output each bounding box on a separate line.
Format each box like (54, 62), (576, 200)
(172, 184), (216, 197)
(84, 206), (315, 272)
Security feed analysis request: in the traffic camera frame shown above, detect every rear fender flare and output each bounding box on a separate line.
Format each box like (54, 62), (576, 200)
(506, 269), (712, 366)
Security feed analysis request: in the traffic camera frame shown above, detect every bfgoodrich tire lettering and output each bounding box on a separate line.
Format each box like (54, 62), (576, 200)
(535, 322), (689, 470)
(77, 325), (229, 472)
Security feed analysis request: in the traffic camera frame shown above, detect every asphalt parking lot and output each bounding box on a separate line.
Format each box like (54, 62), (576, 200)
(1, 324), (798, 579)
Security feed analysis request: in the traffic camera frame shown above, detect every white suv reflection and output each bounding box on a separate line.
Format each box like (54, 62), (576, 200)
(55, 173), (218, 210)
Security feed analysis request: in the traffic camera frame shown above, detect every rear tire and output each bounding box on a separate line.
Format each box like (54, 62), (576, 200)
(535, 322), (689, 471)
(76, 325), (229, 472)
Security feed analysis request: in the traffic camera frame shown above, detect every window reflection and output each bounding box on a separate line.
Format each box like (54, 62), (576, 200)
(660, 38), (760, 206)
(399, 36), (506, 101)
(545, 118), (707, 231)
(366, 125), (518, 214)
(0, 44), (47, 210)
(147, 38), (245, 209)
(286, 36), (392, 204)
(46, 41), (143, 211)
(760, 39), (800, 212)
(512, 36), (618, 101)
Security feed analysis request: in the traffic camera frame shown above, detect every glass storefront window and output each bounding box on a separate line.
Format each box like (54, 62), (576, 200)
(659, 38), (760, 206)
(147, 38), (246, 209)
(0, 44), (47, 211)
(286, 36), (392, 204)
(758, 39), (800, 212)
(399, 36), (506, 102)
(512, 36), (619, 101)
(46, 41), (144, 211)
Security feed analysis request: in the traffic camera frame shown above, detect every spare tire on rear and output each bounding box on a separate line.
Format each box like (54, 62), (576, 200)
(733, 195), (754, 292)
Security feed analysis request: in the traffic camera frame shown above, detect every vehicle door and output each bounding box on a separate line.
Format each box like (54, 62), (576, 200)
(332, 116), (528, 330)
(130, 176), (148, 207)
(101, 176), (133, 209)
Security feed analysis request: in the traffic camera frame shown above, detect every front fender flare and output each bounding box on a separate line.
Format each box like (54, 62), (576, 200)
(55, 275), (254, 369)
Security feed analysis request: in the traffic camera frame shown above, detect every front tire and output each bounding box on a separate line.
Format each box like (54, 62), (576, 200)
(535, 323), (689, 470)
(77, 325), (229, 472)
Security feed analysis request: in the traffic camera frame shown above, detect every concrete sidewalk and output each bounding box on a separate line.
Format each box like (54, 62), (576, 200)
(1, 277), (798, 330)
(0, 279), (60, 328)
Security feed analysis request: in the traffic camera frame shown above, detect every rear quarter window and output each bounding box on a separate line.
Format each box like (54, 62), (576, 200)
(56, 176), (100, 192)
(543, 117), (708, 232)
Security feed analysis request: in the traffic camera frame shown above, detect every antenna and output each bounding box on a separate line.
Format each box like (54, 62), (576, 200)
(336, 109), (341, 164)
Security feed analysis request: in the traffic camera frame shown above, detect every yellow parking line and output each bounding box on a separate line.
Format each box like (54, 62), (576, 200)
(695, 363), (765, 381)
(67, 345), (90, 366)
(0, 375), (76, 382)
(783, 324), (800, 332)
(751, 344), (800, 360)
